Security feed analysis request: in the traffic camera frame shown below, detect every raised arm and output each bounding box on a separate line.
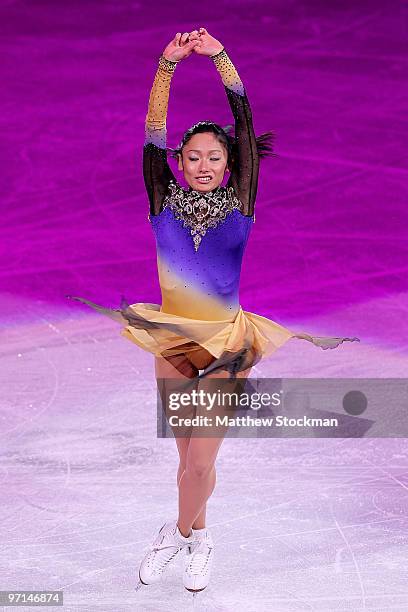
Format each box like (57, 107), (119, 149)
(210, 47), (259, 216)
(143, 33), (200, 217)
(143, 55), (177, 217)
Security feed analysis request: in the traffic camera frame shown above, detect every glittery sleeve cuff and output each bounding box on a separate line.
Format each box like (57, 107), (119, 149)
(158, 55), (178, 73)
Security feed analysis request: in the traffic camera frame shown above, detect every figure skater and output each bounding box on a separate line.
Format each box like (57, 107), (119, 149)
(66, 27), (359, 596)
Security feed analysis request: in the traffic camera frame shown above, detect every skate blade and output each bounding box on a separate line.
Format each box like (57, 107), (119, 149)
(135, 570), (149, 592)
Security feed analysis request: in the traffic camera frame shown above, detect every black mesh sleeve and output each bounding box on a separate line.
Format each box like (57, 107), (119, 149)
(143, 143), (176, 217)
(143, 55), (178, 217)
(225, 88), (260, 217)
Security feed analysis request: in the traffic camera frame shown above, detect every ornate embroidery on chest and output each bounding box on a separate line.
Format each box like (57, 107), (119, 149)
(163, 180), (242, 251)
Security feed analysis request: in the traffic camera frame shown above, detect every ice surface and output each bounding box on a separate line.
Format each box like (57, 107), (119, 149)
(1, 0), (408, 610)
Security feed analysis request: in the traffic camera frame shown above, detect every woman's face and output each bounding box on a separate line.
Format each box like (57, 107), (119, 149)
(178, 132), (229, 192)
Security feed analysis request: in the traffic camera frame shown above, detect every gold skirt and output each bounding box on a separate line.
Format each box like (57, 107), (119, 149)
(65, 295), (360, 378)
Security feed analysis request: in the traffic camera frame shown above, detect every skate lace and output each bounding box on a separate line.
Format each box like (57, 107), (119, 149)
(148, 546), (179, 573)
(187, 542), (213, 575)
(146, 524), (183, 574)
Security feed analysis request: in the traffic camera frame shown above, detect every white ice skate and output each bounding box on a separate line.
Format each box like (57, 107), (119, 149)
(183, 528), (214, 595)
(135, 520), (193, 591)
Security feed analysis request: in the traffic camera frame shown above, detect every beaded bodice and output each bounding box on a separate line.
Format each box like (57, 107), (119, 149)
(142, 47), (261, 319)
(161, 180), (242, 251)
(150, 191), (253, 319)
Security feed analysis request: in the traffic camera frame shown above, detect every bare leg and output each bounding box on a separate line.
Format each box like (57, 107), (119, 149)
(155, 354), (207, 535)
(176, 438), (207, 529)
(177, 441), (221, 536)
(177, 366), (252, 536)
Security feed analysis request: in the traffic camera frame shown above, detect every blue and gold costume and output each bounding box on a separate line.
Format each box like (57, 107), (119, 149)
(66, 49), (359, 378)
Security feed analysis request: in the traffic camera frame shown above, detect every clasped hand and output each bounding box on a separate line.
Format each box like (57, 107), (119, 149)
(163, 27), (224, 63)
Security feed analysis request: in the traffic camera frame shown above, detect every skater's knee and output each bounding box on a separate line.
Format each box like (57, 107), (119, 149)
(185, 458), (214, 479)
